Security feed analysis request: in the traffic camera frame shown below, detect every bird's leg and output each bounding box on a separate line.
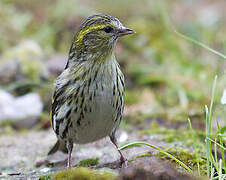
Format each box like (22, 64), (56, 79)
(109, 135), (128, 167)
(66, 140), (73, 169)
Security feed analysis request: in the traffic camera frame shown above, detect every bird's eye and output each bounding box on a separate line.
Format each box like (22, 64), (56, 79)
(103, 26), (113, 33)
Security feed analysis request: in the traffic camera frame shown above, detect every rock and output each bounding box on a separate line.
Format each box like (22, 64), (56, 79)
(0, 40), (48, 84)
(12, 116), (40, 129)
(221, 89), (226, 104)
(0, 59), (20, 84)
(119, 157), (196, 180)
(118, 131), (128, 143)
(46, 54), (67, 76)
(198, 6), (220, 27)
(0, 90), (43, 127)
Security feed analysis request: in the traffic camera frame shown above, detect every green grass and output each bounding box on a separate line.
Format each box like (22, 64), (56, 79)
(204, 75), (225, 179)
(175, 31), (226, 60)
(188, 118), (201, 176)
(205, 75), (217, 177)
(171, 31), (226, 179)
(120, 141), (192, 173)
(120, 76), (225, 178)
(39, 174), (53, 180)
(77, 158), (99, 167)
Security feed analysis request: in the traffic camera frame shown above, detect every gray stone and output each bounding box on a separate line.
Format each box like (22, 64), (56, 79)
(0, 40), (48, 83)
(46, 54), (67, 76)
(0, 90), (43, 123)
(221, 89), (226, 105)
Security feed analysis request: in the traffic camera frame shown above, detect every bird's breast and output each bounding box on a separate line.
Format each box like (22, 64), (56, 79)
(71, 78), (117, 143)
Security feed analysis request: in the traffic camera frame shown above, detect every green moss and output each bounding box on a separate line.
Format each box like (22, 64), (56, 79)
(39, 174), (53, 180)
(124, 89), (140, 105)
(138, 74), (169, 87)
(123, 112), (147, 125)
(0, 124), (18, 136)
(53, 167), (118, 180)
(140, 120), (206, 146)
(0, 120), (14, 127)
(129, 153), (152, 162)
(155, 147), (207, 175)
(77, 158), (99, 167)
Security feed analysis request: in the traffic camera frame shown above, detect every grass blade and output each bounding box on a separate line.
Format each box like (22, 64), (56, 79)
(120, 141), (192, 173)
(205, 105), (210, 177)
(188, 118), (200, 176)
(206, 137), (226, 151)
(205, 75), (218, 177)
(175, 31), (226, 59)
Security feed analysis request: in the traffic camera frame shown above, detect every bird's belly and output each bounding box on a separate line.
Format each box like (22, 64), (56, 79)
(70, 87), (116, 144)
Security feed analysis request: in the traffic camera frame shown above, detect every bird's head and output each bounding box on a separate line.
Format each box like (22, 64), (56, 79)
(73, 14), (135, 55)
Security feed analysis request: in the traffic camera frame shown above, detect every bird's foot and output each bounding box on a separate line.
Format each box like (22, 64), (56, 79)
(120, 156), (128, 168)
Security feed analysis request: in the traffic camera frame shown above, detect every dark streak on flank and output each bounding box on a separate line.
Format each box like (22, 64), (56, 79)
(74, 106), (78, 113)
(120, 95), (123, 107)
(113, 84), (116, 96)
(74, 86), (80, 98)
(115, 67), (120, 96)
(89, 93), (92, 101)
(93, 70), (98, 82)
(75, 98), (79, 105)
(77, 117), (81, 126)
(68, 94), (73, 100)
(76, 110), (85, 127)
(55, 118), (64, 135)
(68, 99), (72, 105)
(81, 71), (87, 80)
(65, 109), (71, 119)
(115, 98), (119, 110)
(119, 75), (125, 90)
(88, 78), (92, 92)
(93, 63), (101, 82)
(62, 117), (71, 139)
(80, 97), (85, 109)
(80, 87), (85, 98)
(84, 105), (88, 112)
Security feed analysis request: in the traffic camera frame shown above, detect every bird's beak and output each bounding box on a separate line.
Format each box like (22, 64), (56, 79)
(117, 27), (135, 37)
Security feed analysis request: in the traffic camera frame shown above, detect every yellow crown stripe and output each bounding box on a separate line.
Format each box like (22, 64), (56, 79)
(75, 24), (106, 46)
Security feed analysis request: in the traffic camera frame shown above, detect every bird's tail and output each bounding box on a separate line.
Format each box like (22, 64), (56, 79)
(48, 140), (68, 155)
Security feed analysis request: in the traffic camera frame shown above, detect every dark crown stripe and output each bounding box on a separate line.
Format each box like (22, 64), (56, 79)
(82, 14), (116, 29)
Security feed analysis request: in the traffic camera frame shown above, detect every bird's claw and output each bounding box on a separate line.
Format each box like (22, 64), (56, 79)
(120, 156), (128, 168)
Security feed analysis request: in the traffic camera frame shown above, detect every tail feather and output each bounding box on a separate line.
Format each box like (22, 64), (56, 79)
(48, 140), (68, 155)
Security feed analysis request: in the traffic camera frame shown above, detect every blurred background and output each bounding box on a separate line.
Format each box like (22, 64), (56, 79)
(0, 0), (225, 147)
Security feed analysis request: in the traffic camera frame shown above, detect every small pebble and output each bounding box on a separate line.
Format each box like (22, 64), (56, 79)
(40, 167), (51, 173)
(8, 172), (21, 176)
(119, 131), (128, 143)
(221, 89), (226, 104)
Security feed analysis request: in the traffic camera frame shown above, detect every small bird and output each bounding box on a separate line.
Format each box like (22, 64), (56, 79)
(48, 14), (135, 168)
